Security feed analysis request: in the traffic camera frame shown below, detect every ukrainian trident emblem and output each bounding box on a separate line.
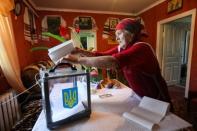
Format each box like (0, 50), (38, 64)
(62, 87), (78, 108)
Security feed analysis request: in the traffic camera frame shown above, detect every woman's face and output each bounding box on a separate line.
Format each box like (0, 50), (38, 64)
(115, 30), (133, 49)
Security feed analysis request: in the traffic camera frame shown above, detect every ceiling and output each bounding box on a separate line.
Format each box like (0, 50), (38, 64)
(30, 0), (165, 16)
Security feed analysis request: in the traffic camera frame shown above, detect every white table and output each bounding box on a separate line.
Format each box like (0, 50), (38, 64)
(32, 84), (191, 131)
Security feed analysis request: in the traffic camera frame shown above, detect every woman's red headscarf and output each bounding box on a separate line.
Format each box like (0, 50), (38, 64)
(116, 18), (148, 43)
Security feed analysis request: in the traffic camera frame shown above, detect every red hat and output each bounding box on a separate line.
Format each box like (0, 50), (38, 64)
(116, 18), (148, 37)
(116, 18), (135, 31)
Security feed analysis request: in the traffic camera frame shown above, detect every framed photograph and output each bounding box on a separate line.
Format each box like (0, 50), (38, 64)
(109, 18), (119, 30)
(167, 0), (183, 13)
(79, 17), (92, 30)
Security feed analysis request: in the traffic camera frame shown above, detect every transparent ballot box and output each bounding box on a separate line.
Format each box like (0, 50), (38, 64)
(40, 64), (91, 129)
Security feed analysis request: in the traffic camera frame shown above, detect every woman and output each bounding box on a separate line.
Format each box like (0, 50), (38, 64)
(61, 18), (172, 103)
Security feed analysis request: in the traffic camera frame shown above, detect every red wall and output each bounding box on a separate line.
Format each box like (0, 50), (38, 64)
(139, 0), (197, 91)
(11, 6), (35, 69)
(11, 0), (197, 91)
(35, 11), (132, 61)
(11, 5), (133, 68)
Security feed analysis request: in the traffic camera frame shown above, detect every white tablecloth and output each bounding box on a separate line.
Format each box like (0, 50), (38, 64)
(32, 86), (191, 131)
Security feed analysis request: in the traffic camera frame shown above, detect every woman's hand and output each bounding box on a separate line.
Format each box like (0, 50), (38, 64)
(71, 47), (83, 54)
(59, 54), (79, 64)
(71, 47), (95, 57)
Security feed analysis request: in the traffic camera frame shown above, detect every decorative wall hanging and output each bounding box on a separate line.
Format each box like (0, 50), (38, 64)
(79, 17), (92, 30)
(30, 16), (69, 52)
(47, 16), (60, 35)
(72, 16), (97, 49)
(109, 18), (119, 30)
(102, 17), (119, 44)
(73, 16), (97, 31)
(167, 0), (183, 13)
(24, 7), (38, 44)
(41, 16), (68, 41)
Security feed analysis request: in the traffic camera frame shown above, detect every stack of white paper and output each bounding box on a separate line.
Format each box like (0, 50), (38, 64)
(48, 39), (74, 63)
(123, 96), (170, 130)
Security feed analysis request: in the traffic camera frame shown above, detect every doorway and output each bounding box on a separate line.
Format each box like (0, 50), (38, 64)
(156, 9), (196, 98)
(162, 16), (191, 87)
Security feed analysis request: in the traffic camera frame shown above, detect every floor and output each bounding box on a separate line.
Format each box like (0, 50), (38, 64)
(168, 85), (197, 130)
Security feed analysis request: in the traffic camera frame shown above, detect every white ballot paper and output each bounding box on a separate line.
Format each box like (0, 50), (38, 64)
(49, 82), (85, 122)
(48, 39), (74, 63)
(123, 96), (170, 130)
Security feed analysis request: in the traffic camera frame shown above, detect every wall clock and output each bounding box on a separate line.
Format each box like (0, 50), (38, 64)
(14, 1), (22, 16)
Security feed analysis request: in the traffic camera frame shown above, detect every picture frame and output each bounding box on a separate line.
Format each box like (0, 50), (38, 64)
(167, 0), (183, 13)
(109, 18), (119, 30)
(79, 17), (92, 30)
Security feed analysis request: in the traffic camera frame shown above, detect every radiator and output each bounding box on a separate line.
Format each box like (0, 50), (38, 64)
(0, 90), (21, 131)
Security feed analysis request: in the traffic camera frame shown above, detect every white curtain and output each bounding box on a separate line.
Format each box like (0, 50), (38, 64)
(162, 24), (185, 85)
(164, 24), (185, 59)
(0, 2), (26, 93)
(0, 0), (14, 16)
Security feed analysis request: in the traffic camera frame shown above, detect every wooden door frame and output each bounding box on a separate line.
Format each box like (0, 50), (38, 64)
(156, 9), (196, 98)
